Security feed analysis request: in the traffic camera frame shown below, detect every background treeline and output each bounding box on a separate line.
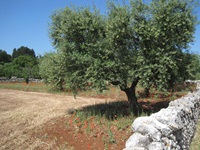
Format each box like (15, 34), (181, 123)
(1, 46), (200, 83)
(0, 46), (40, 81)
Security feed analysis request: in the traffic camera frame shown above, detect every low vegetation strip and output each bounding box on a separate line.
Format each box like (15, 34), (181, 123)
(190, 120), (200, 150)
(0, 89), (105, 150)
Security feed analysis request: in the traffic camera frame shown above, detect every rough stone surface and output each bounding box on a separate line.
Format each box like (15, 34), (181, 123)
(124, 90), (200, 150)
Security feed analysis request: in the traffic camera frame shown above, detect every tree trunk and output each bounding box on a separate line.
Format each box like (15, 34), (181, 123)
(121, 80), (142, 115)
(144, 87), (150, 98)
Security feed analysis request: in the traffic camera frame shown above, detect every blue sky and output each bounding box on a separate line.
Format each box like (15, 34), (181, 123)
(0, 0), (199, 56)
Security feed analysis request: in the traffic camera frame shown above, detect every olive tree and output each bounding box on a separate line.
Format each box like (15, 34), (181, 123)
(120, 0), (198, 96)
(48, 0), (197, 114)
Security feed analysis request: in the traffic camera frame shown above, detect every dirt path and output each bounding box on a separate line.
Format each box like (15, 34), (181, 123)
(0, 89), (106, 150)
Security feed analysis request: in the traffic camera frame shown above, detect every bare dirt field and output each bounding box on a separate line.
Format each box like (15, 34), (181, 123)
(0, 89), (106, 150)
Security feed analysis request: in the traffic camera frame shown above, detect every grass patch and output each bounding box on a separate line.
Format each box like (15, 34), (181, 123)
(65, 101), (137, 148)
(190, 120), (200, 150)
(0, 82), (49, 92)
(0, 82), (195, 100)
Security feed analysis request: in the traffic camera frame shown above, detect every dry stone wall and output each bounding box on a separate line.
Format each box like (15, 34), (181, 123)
(124, 90), (200, 150)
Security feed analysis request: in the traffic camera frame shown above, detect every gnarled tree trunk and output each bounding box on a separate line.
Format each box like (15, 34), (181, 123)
(121, 80), (142, 115)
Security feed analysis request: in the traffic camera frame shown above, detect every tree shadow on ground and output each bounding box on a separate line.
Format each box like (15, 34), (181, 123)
(68, 100), (171, 120)
(139, 100), (170, 115)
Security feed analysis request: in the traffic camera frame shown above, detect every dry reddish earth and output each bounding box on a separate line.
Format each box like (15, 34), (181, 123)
(0, 88), (188, 150)
(0, 89), (108, 150)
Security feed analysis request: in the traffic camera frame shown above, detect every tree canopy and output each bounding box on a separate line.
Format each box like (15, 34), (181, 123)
(0, 50), (11, 65)
(46, 0), (198, 114)
(12, 46), (36, 59)
(0, 47), (40, 80)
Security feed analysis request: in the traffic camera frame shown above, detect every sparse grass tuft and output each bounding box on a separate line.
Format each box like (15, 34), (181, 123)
(65, 100), (137, 147)
(190, 120), (200, 150)
(58, 142), (74, 150)
(0, 82), (49, 92)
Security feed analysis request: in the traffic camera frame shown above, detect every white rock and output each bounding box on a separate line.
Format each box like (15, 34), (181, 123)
(126, 132), (150, 148)
(148, 142), (164, 150)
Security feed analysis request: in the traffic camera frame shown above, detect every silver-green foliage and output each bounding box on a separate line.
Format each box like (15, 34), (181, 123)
(44, 0), (198, 111)
(131, 0), (198, 90)
(49, 7), (107, 93)
(39, 52), (67, 90)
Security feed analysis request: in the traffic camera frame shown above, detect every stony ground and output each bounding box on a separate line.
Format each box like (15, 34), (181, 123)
(0, 89), (106, 150)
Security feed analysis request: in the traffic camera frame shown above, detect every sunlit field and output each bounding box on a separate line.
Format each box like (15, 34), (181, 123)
(0, 82), (198, 149)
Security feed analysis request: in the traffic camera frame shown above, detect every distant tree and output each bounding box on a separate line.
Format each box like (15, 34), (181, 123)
(48, 0), (198, 114)
(12, 55), (37, 80)
(2, 55), (40, 80)
(12, 55), (36, 68)
(3, 63), (14, 78)
(0, 50), (11, 65)
(0, 65), (4, 76)
(12, 46), (36, 59)
(0, 47), (40, 79)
